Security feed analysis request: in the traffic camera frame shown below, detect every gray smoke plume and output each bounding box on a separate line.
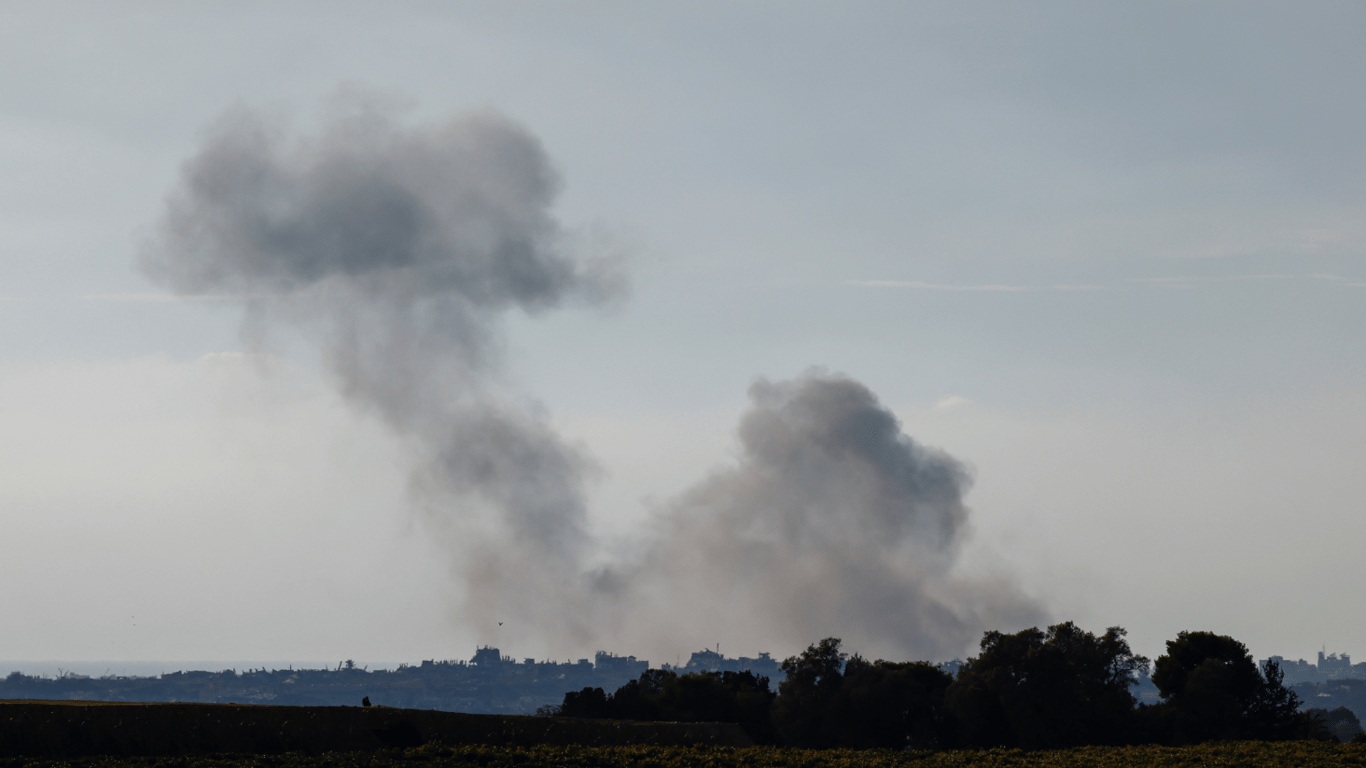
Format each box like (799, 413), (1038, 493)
(146, 96), (1043, 663)
(142, 97), (624, 646)
(597, 372), (1045, 662)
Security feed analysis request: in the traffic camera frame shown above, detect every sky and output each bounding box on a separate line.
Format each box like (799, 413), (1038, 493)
(1, 1), (1364, 673)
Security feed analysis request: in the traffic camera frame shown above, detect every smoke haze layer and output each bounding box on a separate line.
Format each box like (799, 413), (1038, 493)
(145, 98), (1043, 663)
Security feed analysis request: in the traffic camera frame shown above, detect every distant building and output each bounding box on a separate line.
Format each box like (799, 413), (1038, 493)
(1320, 651), (1356, 679)
(1264, 651), (1366, 685)
(594, 651), (648, 677)
(470, 646), (513, 668)
(0, 646), (664, 716)
(662, 648), (783, 679)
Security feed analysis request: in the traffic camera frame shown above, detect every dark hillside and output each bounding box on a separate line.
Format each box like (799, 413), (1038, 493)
(1295, 680), (1366, 724)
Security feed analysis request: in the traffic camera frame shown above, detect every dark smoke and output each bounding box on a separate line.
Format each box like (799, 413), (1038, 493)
(597, 372), (1045, 662)
(145, 96), (1043, 663)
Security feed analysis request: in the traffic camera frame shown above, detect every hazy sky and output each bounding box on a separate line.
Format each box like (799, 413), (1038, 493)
(2, 1), (1364, 670)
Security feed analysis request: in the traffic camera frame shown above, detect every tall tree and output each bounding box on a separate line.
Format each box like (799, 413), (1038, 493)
(945, 622), (1147, 748)
(832, 657), (956, 749)
(558, 668), (777, 744)
(559, 686), (611, 719)
(1246, 658), (1303, 740)
(772, 638), (848, 747)
(1151, 631), (1300, 743)
(772, 638), (956, 749)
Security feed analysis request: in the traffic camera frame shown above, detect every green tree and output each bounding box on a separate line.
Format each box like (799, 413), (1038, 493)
(607, 668), (674, 721)
(1246, 658), (1303, 740)
(1318, 706), (1365, 743)
(1295, 708), (1336, 742)
(560, 668), (777, 744)
(559, 686), (611, 718)
(713, 670), (779, 744)
(1150, 630), (1300, 743)
(945, 622), (1148, 748)
(772, 638), (847, 747)
(832, 657), (955, 749)
(657, 672), (738, 723)
(771, 638), (956, 749)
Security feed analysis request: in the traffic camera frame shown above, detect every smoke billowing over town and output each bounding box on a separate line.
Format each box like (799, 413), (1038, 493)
(7, 5), (1366, 756)
(145, 97), (1040, 662)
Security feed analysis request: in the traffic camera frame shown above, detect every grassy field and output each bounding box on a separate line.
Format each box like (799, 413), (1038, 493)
(0, 701), (750, 758)
(3, 701), (1364, 767)
(2, 741), (1366, 768)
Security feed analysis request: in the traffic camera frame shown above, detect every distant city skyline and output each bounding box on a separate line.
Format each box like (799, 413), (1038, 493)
(5, 642), (1364, 682)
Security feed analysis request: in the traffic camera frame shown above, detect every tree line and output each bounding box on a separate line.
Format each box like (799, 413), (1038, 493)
(548, 622), (1361, 749)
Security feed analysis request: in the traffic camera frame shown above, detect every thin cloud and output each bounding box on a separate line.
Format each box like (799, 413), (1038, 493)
(932, 395), (972, 412)
(1129, 277), (1199, 289)
(81, 293), (242, 303)
(849, 280), (1105, 292)
(1310, 273), (1366, 286)
(1130, 274), (1335, 289)
(1131, 274), (1296, 283)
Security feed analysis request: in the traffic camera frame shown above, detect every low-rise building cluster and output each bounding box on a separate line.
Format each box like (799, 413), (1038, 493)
(1264, 651), (1366, 685)
(0, 646), (775, 715)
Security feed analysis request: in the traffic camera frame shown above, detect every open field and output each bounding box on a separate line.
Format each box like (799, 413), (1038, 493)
(2, 742), (1366, 768)
(0, 701), (749, 758)
(4, 701), (1365, 767)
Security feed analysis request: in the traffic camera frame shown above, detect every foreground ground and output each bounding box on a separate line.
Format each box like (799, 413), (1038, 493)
(0, 701), (749, 756)
(3, 742), (1366, 768)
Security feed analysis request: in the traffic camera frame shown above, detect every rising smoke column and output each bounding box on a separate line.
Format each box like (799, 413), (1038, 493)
(142, 99), (625, 647)
(146, 96), (1043, 663)
(601, 371), (1046, 662)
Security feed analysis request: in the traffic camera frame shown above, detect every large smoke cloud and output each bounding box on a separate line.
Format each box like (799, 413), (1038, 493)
(595, 372), (1044, 661)
(144, 96), (1043, 663)
(143, 98), (620, 646)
